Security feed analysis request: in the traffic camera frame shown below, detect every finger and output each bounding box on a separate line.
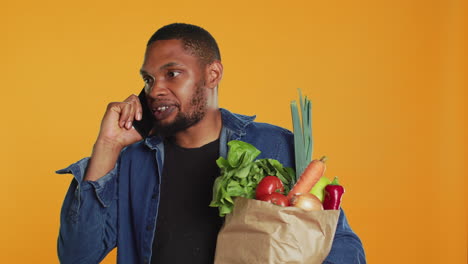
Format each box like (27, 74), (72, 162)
(129, 95), (142, 121)
(125, 102), (137, 129)
(124, 94), (142, 121)
(119, 102), (133, 129)
(123, 94), (138, 103)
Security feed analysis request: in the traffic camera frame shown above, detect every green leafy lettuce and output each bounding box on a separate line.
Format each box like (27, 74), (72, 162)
(209, 140), (295, 217)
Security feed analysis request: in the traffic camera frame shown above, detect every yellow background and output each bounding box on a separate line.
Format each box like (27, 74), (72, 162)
(1, 0), (466, 263)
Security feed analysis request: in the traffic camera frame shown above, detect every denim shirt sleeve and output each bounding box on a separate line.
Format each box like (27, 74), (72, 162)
(56, 157), (118, 264)
(323, 209), (367, 264)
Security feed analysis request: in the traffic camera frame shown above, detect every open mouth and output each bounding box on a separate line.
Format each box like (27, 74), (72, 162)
(152, 104), (177, 120)
(155, 106), (170, 113)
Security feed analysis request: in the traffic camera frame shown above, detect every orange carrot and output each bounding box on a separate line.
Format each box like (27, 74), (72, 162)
(287, 156), (327, 200)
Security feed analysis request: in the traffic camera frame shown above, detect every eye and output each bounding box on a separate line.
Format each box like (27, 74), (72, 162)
(167, 71), (181, 78)
(143, 76), (153, 86)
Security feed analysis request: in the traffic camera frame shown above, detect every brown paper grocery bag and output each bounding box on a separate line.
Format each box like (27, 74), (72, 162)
(214, 197), (340, 264)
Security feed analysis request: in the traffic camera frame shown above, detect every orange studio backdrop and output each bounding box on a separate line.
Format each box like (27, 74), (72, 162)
(1, 0), (466, 263)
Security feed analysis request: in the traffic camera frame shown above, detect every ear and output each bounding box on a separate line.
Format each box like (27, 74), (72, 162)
(205, 60), (223, 89)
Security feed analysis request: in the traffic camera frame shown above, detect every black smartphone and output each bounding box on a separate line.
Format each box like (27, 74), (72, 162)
(132, 88), (154, 138)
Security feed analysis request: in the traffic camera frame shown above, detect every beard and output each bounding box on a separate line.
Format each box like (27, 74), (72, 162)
(152, 80), (207, 137)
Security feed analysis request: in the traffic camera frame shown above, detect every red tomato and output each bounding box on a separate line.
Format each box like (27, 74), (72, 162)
(258, 192), (290, 207)
(255, 176), (284, 199)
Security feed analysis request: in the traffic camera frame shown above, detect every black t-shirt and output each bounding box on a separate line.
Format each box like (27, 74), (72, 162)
(151, 138), (223, 264)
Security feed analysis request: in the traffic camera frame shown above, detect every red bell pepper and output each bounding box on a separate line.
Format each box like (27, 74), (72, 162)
(323, 177), (345, 210)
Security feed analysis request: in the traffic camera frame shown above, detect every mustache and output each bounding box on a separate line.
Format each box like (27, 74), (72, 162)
(150, 99), (180, 109)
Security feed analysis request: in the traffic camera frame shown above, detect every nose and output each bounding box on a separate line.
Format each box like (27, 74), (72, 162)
(146, 80), (168, 99)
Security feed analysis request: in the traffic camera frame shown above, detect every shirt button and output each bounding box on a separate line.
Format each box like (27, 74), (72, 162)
(146, 225), (152, 231)
(143, 258), (149, 264)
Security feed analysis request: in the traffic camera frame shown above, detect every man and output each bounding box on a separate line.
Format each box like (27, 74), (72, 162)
(57, 23), (366, 263)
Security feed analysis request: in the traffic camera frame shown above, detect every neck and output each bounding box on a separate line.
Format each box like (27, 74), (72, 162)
(172, 107), (222, 148)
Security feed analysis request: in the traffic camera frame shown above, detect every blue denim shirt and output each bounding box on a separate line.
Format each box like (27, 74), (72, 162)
(57, 108), (365, 264)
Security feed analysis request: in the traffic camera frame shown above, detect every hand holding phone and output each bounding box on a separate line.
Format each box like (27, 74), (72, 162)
(87, 92), (148, 181)
(132, 88), (155, 138)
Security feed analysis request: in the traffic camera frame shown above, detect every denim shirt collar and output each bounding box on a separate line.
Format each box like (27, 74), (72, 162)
(142, 108), (256, 158)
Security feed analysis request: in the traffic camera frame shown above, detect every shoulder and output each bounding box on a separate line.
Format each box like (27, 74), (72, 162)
(246, 121), (295, 168)
(220, 108), (293, 140)
(246, 120), (293, 139)
(243, 120), (294, 156)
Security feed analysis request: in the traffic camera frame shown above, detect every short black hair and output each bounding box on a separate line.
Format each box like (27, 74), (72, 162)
(147, 23), (221, 65)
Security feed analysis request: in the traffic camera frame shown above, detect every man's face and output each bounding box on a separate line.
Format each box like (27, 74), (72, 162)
(140, 39), (208, 136)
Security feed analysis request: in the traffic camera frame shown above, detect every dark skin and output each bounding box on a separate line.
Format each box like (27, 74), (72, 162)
(84, 39), (223, 181)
